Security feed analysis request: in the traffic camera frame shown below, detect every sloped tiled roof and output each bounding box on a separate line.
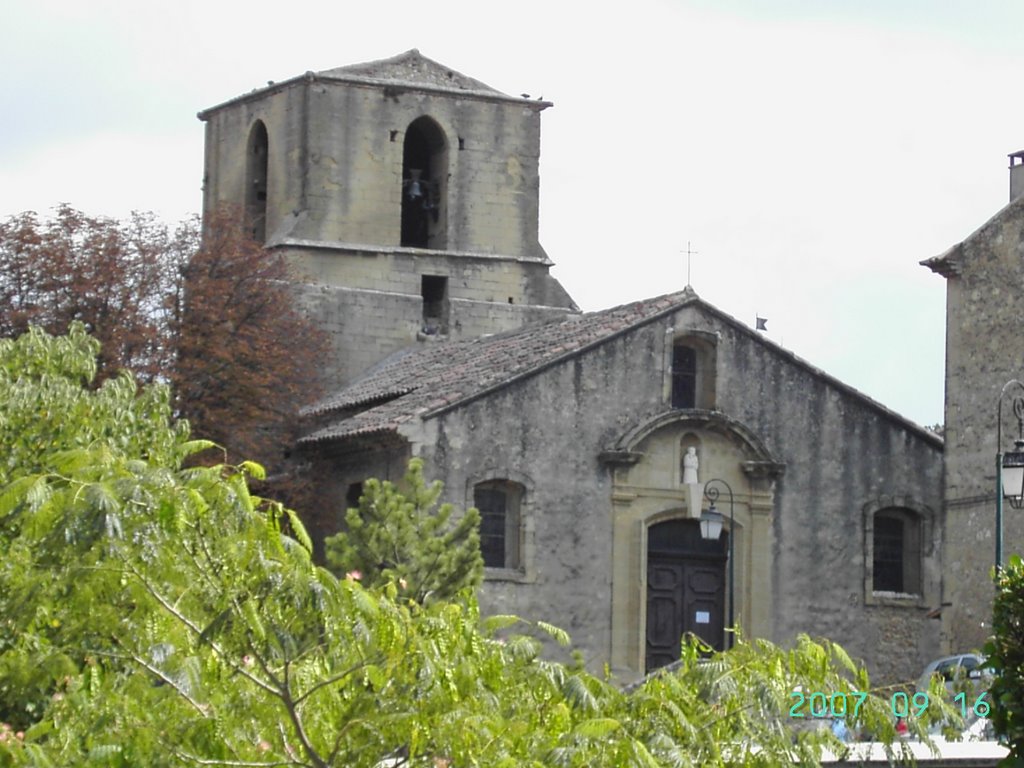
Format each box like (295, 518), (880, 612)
(299, 286), (942, 448)
(299, 289), (697, 445)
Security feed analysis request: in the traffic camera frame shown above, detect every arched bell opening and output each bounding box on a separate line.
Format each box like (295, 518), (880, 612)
(401, 116), (448, 249)
(245, 120), (269, 243)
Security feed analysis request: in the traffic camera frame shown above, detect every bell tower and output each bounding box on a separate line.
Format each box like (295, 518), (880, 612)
(198, 50), (577, 385)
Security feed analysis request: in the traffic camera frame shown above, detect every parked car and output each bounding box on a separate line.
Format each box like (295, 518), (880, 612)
(916, 652), (992, 693)
(916, 653), (997, 740)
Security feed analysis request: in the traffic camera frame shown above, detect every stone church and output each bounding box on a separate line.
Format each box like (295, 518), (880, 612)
(199, 50), (945, 684)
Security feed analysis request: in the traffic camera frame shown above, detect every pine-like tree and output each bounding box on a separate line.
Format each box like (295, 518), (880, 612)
(324, 459), (483, 604)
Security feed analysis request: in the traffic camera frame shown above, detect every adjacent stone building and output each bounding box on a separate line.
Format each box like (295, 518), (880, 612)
(200, 51), (946, 684)
(923, 157), (1024, 654)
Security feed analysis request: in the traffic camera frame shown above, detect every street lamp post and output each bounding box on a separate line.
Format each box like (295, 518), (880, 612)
(698, 478), (735, 649)
(997, 380), (1024, 570)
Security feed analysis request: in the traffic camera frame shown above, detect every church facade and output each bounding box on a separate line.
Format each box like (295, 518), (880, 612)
(299, 289), (943, 683)
(199, 51), (945, 684)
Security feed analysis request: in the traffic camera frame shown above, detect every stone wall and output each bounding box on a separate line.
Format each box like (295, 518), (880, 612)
(200, 73), (550, 262)
(301, 437), (411, 562)
(286, 245), (574, 310)
(709, 306), (944, 683)
(200, 65), (578, 391)
(382, 301), (944, 684)
(934, 194), (1024, 654)
(297, 281), (575, 386)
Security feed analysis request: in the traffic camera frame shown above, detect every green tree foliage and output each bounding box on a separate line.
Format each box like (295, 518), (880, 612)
(0, 324), (191, 734)
(324, 460), (484, 604)
(0, 205), (327, 502)
(987, 555), (1024, 759)
(0, 327), (948, 766)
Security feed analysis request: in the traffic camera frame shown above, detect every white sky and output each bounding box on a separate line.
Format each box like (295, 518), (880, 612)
(4, 0), (1023, 428)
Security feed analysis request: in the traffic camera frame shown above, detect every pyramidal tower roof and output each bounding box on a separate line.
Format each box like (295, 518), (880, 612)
(317, 49), (505, 96)
(199, 49), (549, 118)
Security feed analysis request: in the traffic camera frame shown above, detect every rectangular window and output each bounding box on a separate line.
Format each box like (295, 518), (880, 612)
(473, 480), (523, 570)
(873, 516), (904, 592)
(421, 275), (449, 335)
(474, 487), (507, 568)
(345, 481), (363, 510)
(672, 344), (697, 409)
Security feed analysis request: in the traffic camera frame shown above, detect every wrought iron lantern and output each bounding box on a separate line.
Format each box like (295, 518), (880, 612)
(698, 480), (735, 649)
(1003, 439), (1024, 510)
(996, 381), (1024, 568)
(699, 504), (723, 540)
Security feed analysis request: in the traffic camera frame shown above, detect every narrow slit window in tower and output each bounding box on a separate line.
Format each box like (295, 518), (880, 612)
(421, 275), (449, 335)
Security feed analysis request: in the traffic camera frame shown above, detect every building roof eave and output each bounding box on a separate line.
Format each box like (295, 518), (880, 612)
(920, 243), (964, 278)
(198, 50), (551, 121)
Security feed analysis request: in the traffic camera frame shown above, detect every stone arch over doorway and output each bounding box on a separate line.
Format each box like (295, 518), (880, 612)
(602, 410), (784, 680)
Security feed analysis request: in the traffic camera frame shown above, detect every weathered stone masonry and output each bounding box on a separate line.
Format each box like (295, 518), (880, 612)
(201, 50), (945, 686)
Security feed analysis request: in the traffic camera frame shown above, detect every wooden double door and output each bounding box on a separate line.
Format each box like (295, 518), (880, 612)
(645, 519), (727, 673)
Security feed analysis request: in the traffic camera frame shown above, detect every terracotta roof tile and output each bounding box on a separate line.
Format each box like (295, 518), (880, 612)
(299, 289), (696, 446)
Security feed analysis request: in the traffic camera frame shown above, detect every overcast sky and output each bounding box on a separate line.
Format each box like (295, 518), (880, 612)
(4, 0), (1024, 428)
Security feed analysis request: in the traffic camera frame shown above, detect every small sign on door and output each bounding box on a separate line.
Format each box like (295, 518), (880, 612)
(695, 611), (710, 624)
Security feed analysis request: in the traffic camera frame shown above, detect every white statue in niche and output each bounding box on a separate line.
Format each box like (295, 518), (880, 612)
(682, 446), (699, 484)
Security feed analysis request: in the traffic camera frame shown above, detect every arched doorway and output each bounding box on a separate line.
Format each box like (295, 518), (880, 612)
(606, 409), (781, 680)
(645, 518), (727, 672)
(401, 116), (447, 248)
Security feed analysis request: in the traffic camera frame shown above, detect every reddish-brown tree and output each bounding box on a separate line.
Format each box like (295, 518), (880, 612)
(0, 204), (193, 383)
(0, 204), (327, 500)
(174, 208), (327, 472)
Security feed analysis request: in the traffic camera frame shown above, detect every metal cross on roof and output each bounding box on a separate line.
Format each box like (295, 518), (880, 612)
(683, 241), (698, 287)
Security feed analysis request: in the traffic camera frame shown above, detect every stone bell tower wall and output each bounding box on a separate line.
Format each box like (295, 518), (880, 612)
(199, 52), (578, 389)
